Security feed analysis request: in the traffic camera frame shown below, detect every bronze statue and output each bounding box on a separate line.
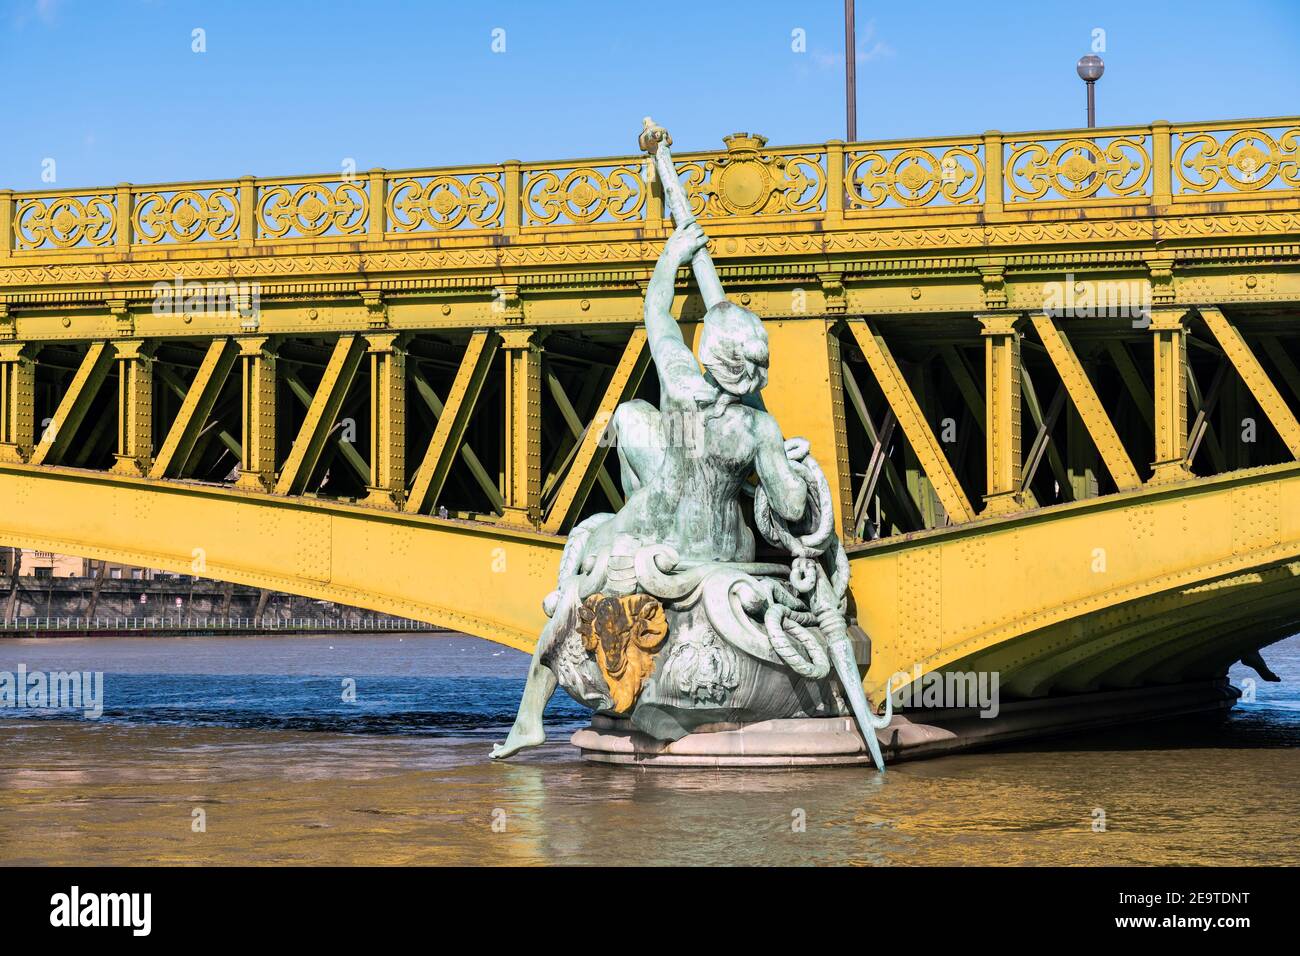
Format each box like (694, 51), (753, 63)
(492, 120), (890, 769)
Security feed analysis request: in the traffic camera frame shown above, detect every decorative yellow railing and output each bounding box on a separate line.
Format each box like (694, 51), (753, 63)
(846, 134), (983, 209)
(2, 117), (1296, 254)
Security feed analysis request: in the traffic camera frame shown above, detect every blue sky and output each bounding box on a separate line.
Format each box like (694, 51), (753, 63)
(1, 0), (1297, 190)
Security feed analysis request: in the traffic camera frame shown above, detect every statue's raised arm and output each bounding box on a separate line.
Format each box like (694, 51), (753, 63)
(641, 221), (717, 406)
(639, 118), (774, 414)
(639, 118), (725, 309)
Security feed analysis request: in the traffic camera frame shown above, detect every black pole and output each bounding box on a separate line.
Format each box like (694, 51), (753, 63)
(845, 0), (857, 141)
(1086, 80), (1096, 128)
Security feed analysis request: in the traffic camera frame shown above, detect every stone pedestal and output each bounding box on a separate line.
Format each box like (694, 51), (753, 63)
(572, 715), (876, 767)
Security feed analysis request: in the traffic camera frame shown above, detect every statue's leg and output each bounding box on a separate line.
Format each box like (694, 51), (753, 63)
(612, 400), (666, 497)
(490, 582), (580, 759)
(489, 638), (558, 759)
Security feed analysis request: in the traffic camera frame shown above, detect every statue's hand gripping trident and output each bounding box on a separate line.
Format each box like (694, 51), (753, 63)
(640, 118), (772, 414)
(639, 118), (727, 311)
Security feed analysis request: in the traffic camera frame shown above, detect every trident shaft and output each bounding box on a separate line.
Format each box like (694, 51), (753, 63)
(639, 117), (726, 310)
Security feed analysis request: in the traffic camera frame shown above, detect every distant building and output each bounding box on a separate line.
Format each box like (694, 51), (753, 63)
(6, 549), (156, 581)
(18, 551), (86, 579)
(83, 558), (157, 581)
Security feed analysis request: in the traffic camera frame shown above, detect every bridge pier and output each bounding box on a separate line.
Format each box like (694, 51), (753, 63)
(1150, 307), (1193, 484)
(234, 336), (278, 493)
(0, 342), (37, 462)
(573, 680), (1241, 767)
(109, 339), (155, 477)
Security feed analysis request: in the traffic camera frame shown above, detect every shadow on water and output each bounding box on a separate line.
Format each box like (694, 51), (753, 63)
(976, 655), (1300, 755)
(926, 709), (1300, 761)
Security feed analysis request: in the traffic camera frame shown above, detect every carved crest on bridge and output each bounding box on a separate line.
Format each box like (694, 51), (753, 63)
(680, 131), (826, 219)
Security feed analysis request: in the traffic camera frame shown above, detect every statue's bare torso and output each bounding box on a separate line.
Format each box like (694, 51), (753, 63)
(582, 219), (805, 565)
(490, 219), (805, 758)
(592, 398), (762, 564)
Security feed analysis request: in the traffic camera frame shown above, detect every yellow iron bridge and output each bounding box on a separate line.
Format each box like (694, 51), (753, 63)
(2, 116), (1299, 724)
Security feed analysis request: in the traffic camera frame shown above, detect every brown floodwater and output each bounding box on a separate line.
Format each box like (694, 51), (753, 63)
(0, 634), (1297, 866)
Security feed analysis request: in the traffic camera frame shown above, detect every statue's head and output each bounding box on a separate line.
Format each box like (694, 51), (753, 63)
(698, 301), (769, 396)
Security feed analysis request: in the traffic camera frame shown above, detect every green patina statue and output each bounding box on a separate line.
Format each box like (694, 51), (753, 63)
(491, 119), (890, 769)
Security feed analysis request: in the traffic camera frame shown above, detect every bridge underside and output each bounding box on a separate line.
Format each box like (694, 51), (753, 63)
(848, 462), (1300, 702)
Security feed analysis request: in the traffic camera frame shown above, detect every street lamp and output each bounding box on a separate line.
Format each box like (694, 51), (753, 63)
(1076, 54), (1104, 128)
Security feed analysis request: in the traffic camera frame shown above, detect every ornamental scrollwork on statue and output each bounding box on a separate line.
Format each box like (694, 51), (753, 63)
(1174, 127), (1300, 194)
(1005, 136), (1150, 202)
(847, 143), (983, 209)
(387, 172), (503, 232)
(257, 181), (369, 239)
(523, 164), (645, 226)
(14, 195), (117, 249)
(677, 133), (826, 218)
(134, 188), (239, 244)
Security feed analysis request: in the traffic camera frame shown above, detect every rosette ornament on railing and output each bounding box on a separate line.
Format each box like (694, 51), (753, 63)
(1005, 133), (1150, 202)
(133, 187), (238, 244)
(257, 180), (369, 240)
(387, 170), (503, 232)
(523, 163), (645, 226)
(1174, 125), (1300, 195)
(846, 141), (983, 209)
(13, 194), (116, 249)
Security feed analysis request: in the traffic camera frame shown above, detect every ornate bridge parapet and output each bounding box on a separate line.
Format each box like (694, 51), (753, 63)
(1, 116), (1297, 270)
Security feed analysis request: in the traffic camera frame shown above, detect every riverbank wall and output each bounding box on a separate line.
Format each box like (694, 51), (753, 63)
(1, 576), (438, 634)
